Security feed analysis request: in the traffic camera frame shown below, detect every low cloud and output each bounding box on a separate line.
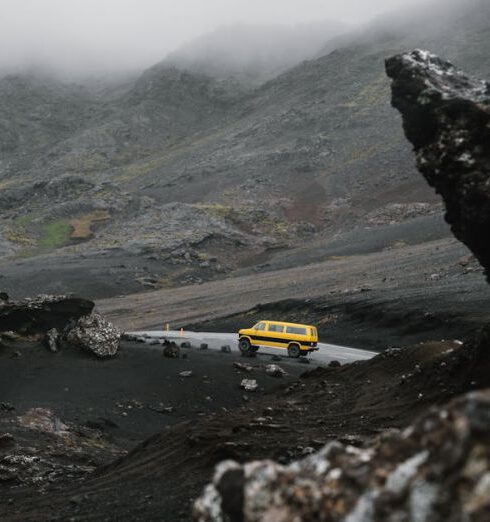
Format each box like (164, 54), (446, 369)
(0, 0), (434, 78)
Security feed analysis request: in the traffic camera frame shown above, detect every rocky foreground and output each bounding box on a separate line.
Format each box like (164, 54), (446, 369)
(195, 390), (490, 521)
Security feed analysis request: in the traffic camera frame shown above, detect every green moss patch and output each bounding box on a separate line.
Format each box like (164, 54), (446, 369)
(39, 220), (73, 249)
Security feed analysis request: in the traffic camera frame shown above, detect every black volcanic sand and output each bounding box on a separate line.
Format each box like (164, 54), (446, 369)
(1, 334), (489, 521)
(0, 340), (306, 446)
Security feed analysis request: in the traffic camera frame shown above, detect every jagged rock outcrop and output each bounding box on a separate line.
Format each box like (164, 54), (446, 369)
(386, 49), (490, 282)
(0, 294), (94, 335)
(64, 312), (120, 358)
(194, 389), (490, 521)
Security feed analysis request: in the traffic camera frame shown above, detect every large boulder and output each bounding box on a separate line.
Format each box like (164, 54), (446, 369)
(385, 50), (490, 282)
(64, 312), (120, 358)
(194, 390), (490, 521)
(0, 294), (94, 335)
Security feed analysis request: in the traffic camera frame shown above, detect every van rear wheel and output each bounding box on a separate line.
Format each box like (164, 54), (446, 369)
(239, 338), (251, 353)
(288, 344), (301, 358)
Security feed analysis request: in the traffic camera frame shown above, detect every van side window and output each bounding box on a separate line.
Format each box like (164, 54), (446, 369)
(268, 324), (284, 333)
(286, 326), (307, 335)
(254, 322), (266, 331)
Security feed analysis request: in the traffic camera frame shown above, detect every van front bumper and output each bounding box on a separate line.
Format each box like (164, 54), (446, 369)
(303, 343), (319, 352)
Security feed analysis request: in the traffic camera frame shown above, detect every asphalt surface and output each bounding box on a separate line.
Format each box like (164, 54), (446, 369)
(128, 330), (376, 365)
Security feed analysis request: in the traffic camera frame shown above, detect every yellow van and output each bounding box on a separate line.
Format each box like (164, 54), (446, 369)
(238, 320), (319, 358)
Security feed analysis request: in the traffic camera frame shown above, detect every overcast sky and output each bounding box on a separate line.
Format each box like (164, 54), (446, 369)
(0, 0), (427, 77)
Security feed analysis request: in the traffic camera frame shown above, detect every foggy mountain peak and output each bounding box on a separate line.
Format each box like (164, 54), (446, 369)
(164, 21), (350, 84)
(0, 0), (442, 81)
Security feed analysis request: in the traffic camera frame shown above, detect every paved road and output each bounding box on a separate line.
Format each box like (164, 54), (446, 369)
(128, 330), (377, 366)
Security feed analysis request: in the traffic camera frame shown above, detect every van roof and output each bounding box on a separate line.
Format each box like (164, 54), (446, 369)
(260, 320), (316, 329)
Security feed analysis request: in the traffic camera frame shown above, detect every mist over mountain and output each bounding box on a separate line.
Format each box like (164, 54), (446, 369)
(0, 0), (489, 298)
(165, 21), (350, 85)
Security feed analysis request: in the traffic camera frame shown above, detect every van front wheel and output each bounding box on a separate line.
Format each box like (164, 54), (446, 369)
(288, 344), (301, 358)
(239, 338), (251, 353)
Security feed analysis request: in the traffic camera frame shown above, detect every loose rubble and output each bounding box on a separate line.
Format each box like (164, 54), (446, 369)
(234, 362), (254, 373)
(265, 364), (286, 378)
(240, 379), (258, 392)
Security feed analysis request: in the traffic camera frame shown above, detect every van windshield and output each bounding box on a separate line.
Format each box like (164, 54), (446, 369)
(254, 322), (266, 331)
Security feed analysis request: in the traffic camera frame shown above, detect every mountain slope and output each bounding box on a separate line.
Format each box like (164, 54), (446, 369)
(1, 0), (489, 298)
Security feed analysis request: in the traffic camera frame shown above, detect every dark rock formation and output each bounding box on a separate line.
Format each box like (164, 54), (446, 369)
(162, 340), (180, 358)
(194, 389), (490, 521)
(386, 49), (490, 282)
(0, 295), (94, 335)
(64, 313), (120, 358)
(0, 295), (120, 357)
